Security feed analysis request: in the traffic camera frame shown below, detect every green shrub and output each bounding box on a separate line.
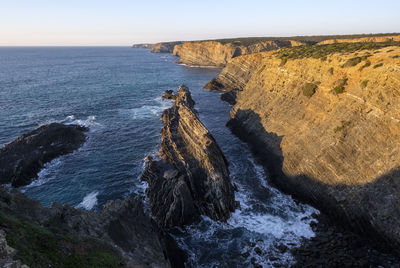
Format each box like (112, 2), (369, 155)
(360, 80), (369, 89)
(343, 57), (362, 67)
(280, 57), (288, 66)
(359, 60), (371, 71)
(302, 83), (318, 97)
(333, 78), (348, 94)
(373, 63), (384, 68)
(274, 41), (400, 61)
(334, 120), (351, 133)
(328, 67), (334, 75)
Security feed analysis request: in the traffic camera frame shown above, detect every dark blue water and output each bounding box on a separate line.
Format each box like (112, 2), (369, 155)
(0, 47), (317, 267)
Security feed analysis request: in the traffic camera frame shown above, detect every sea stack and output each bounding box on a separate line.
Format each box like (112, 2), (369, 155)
(141, 85), (236, 227)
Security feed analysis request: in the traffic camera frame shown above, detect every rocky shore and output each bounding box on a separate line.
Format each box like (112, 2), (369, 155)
(141, 85), (236, 227)
(0, 186), (185, 267)
(207, 43), (400, 261)
(0, 123), (88, 187)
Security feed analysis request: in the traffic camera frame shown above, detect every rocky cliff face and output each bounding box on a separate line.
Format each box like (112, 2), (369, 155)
(211, 46), (400, 251)
(0, 186), (186, 267)
(172, 40), (298, 66)
(151, 42), (183, 53)
(141, 85), (236, 227)
(0, 123), (88, 187)
(317, 34), (400, 45)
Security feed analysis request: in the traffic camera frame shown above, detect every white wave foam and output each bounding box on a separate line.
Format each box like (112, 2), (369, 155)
(176, 63), (222, 69)
(76, 191), (99, 210)
(21, 158), (63, 191)
(121, 98), (173, 120)
(64, 115), (101, 128)
(175, 157), (318, 267)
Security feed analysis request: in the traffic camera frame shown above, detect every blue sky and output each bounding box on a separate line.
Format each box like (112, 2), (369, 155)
(1, 0), (399, 46)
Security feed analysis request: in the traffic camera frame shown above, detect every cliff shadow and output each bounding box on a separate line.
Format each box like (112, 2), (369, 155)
(227, 108), (400, 255)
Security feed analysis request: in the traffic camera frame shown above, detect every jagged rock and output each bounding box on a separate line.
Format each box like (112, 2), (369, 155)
(0, 186), (186, 267)
(141, 85), (235, 227)
(162, 90), (175, 100)
(0, 123), (88, 187)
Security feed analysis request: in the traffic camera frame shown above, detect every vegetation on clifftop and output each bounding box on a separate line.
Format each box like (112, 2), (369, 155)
(275, 41), (400, 63)
(0, 210), (121, 268)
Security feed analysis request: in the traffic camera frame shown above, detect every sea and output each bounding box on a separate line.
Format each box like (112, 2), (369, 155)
(0, 47), (318, 267)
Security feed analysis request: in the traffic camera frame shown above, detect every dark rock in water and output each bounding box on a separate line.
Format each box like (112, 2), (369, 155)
(0, 186), (186, 267)
(204, 78), (225, 91)
(221, 90), (237, 105)
(162, 89), (175, 100)
(141, 85), (236, 227)
(0, 123), (88, 187)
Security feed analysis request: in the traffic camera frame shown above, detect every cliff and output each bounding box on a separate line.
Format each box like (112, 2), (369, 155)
(209, 44), (400, 251)
(0, 186), (185, 267)
(318, 34), (400, 45)
(132, 43), (153, 48)
(172, 40), (300, 67)
(0, 123), (88, 187)
(141, 85), (236, 227)
(151, 42), (183, 53)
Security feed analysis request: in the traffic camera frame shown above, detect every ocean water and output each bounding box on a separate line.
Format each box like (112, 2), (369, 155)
(0, 47), (317, 266)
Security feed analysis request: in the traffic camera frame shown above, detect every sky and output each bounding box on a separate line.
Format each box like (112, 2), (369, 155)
(1, 0), (399, 46)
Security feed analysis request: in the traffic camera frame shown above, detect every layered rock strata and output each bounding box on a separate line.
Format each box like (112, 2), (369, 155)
(172, 40), (300, 66)
(317, 34), (400, 45)
(211, 46), (400, 251)
(151, 42), (183, 53)
(0, 186), (186, 267)
(141, 85), (236, 227)
(0, 123), (88, 187)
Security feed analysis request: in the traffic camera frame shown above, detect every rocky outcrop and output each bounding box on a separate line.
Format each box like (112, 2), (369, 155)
(317, 34), (400, 45)
(204, 52), (269, 104)
(212, 46), (400, 252)
(0, 186), (186, 267)
(172, 40), (298, 66)
(132, 43), (153, 48)
(141, 86), (236, 227)
(151, 42), (183, 53)
(0, 123), (88, 187)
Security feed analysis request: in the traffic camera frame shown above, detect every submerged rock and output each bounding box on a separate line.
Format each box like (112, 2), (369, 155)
(141, 85), (236, 227)
(0, 123), (88, 187)
(0, 186), (186, 267)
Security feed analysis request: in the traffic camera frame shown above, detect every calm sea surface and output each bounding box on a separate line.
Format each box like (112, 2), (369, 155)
(0, 47), (317, 267)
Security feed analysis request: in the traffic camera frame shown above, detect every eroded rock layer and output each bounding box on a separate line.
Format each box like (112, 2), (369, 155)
(151, 42), (183, 53)
(141, 85), (236, 227)
(172, 40), (299, 67)
(0, 123), (88, 187)
(317, 34), (400, 45)
(212, 46), (400, 251)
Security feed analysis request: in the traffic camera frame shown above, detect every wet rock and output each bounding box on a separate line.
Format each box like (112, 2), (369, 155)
(162, 89), (175, 100)
(141, 85), (236, 228)
(254, 247), (262, 256)
(0, 123), (88, 187)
